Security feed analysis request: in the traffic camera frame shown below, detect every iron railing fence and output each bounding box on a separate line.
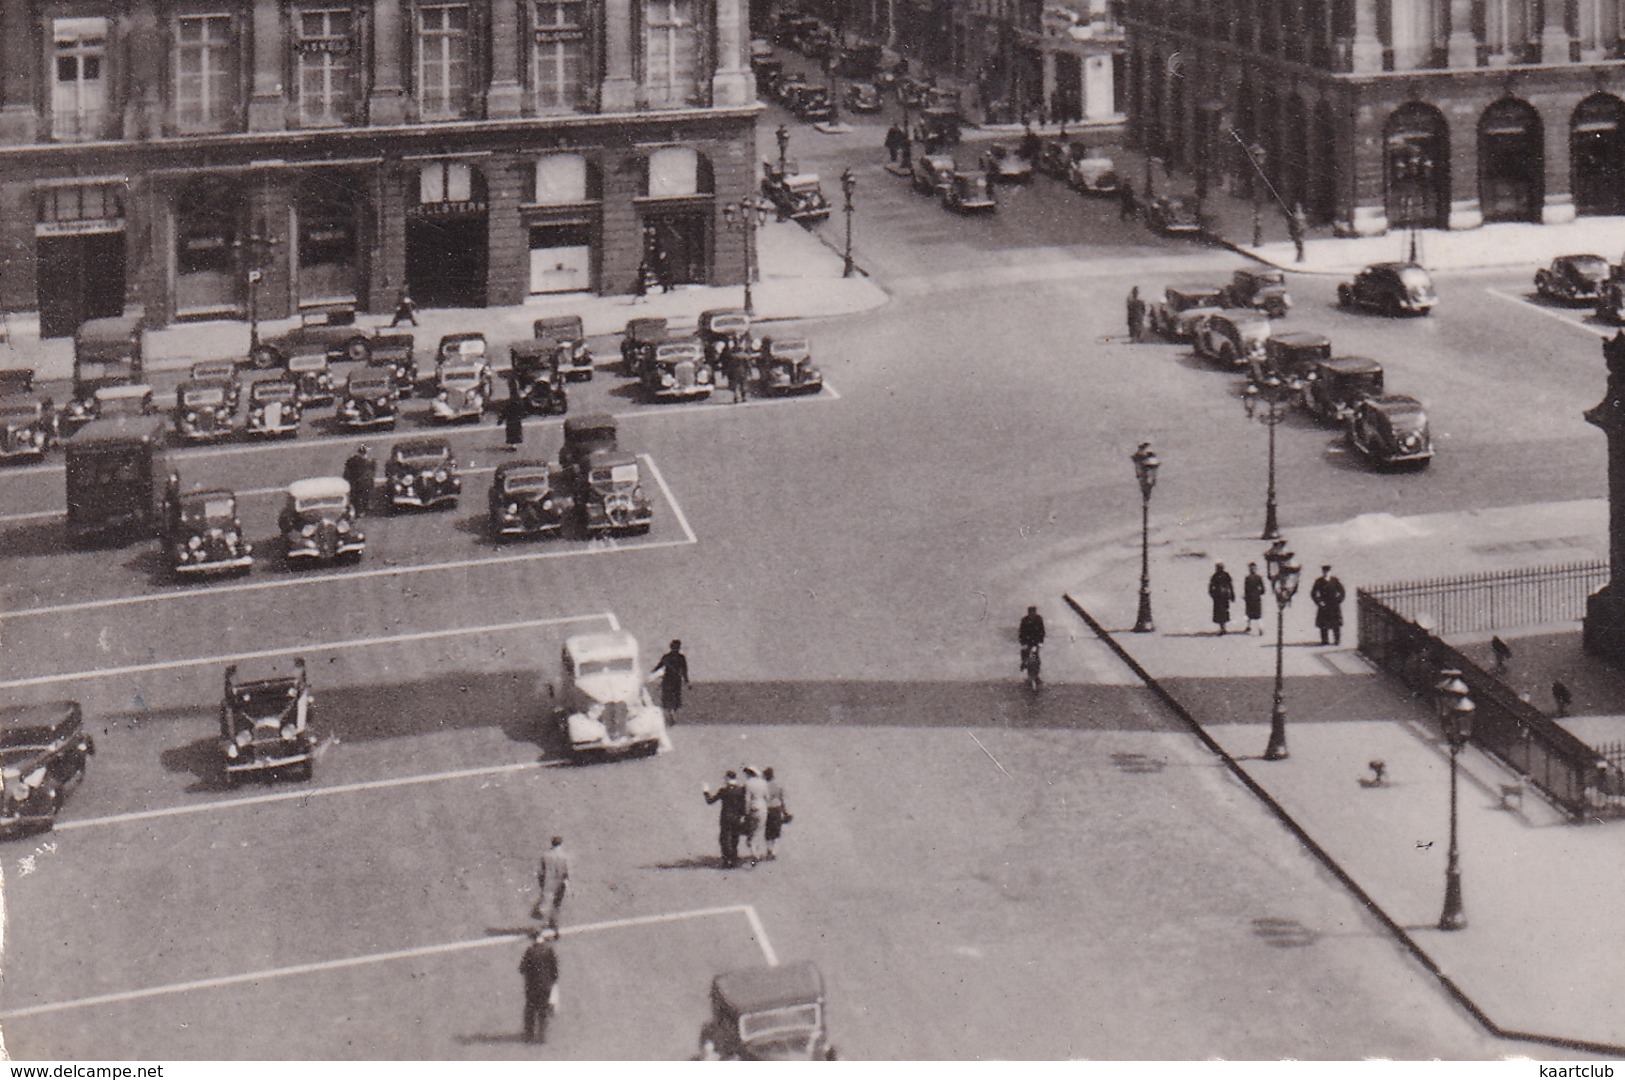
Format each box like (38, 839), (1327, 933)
(1362, 561), (1609, 637)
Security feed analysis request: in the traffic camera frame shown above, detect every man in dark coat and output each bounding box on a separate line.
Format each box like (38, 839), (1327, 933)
(652, 639), (690, 721)
(1243, 561), (1267, 635)
(1310, 565), (1346, 645)
(704, 770), (747, 867)
(727, 344), (753, 404)
(502, 374), (525, 450)
(343, 445), (375, 516)
(1118, 177), (1137, 221)
(532, 835), (570, 928)
(884, 124), (907, 163)
(1126, 286), (1146, 342)
(1208, 562), (1236, 635)
(519, 926), (560, 1043)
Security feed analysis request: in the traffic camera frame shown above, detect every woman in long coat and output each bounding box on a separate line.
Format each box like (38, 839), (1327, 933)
(1208, 562), (1236, 635)
(502, 375), (525, 449)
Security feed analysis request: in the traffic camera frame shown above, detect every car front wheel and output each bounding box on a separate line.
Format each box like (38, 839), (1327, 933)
(346, 337), (371, 363)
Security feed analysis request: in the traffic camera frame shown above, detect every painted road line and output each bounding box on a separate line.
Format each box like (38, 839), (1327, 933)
(0, 904), (775, 1020)
(1484, 286), (1612, 337)
(0, 610), (615, 690)
(3, 454), (694, 622)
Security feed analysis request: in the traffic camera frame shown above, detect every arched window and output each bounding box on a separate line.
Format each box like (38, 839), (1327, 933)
(533, 153), (598, 203)
(646, 146), (699, 197)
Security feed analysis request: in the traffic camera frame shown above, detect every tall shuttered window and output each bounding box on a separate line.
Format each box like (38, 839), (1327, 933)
(534, 1), (590, 109)
(174, 13), (237, 132)
(52, 18), (108, 141)
(417, 4), (471, 119)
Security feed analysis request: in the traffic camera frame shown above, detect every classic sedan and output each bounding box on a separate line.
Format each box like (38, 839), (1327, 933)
(250, 304), (370, 369)
(1337, 262), (1436, 316)
(172, 379), (236, 443)
(489, 460), (571, 541)
(911, 153), (957, 197)
(845, 82), (882, 113)
(759, 337), (823, 395)
(165, 488), (253, 577)
(1192, 310), (1271, 368)
(1149, 284), (1227, 341)
(943, 171), (996, 214)
(980, 143), (1033, 183)
(1348, 394), (1433, 467)
(244, 380), (301, 438)
(1146, 195), (1201, 235)
(0, 702), (94, 835)
(1068, 156), (1120, 196)
(432, 361), (492, 422)
(386, 438), (461, 510)
(0, 397), (55, 462)
(278, 477), (365, 563)
(338, 371), (400, 430)
(1535, 254), (1610, 304)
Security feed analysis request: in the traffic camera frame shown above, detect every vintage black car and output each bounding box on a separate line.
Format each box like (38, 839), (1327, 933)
(642, 339), (714, 402)
(369, 332), (418, 393)
(1349, 394), (1433, 467)
(703, 962), (833, 1061)
(836, 42), (884, 78)
(251, 304), (369, 369)
(533, 314), (595, 380)
(1300, 356), (1385, 423)
(1149, 284), (1227, 341)
(1146, 195), (1202, 236)
(165, 488), (254, 577)
(285, 351), (336, 408)
(1535, 254), (1611, 304)
(943, 170), (996, 213)
(896, 75), (930, 109)
(173, 379), (236, 443)
(774, 74), (810, 107)
(279, 477), (365, 563)
(64, 315), (144, 431)
(914, 106), (960, 147)
(510, 341), (570, 415)
(699, 307), (755, 363)
(560, 412), (619, 472)
(621, 317), (668, 376)
(0, 702), (94, 835)
(1068, 155), (1120, 196)
(980, 143), (1032, 183)
(845, 82), (882, 113)
(911, 153), (957, 197)
(1224, 267), (1293, 318)
(789, 85), (836, 122)
(1256, 331), (1332, 385)
(752, 55), (784, 99)
(573, 448), (653, 535)
(190, 359), (242, 412)
(338, 370), (400, 430)
(763, 162), (832, 223)
(1338, 262), (1436, 316)
(759, 337), (823, 395)
(221, 659), (315, 783)
(432, 355), (494, 422)
(244, 380), (302, 438)
(64, 416), (170, 546)
(386, 438), (461, 510)
(489, 459), (571, 541)
(0, 397), (55, 462)
(1035, 140), (1085, 180)
(1192, 310), (1271, 369)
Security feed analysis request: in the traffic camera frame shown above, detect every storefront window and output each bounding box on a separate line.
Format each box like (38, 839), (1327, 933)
(417, 4), (471, 119)
(52, 18), (108, 142)
(174, 13), (238, 132)
(534, 1), (590, 110)
(297, 9), (359, 126)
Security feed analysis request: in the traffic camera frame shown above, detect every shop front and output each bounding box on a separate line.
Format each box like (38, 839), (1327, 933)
(34, 180), (127, 338)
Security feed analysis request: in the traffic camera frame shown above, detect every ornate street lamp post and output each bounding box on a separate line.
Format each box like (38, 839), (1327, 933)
(840, 167), (858, 278)
(1131, 441), (1160, 633)
(1262, 540), (1302, 761)
(721, 196), (773, 316)
(1242, 376), (1288, 541)
(1434, 669), (1476, 930)
(775, 124), (791, 174)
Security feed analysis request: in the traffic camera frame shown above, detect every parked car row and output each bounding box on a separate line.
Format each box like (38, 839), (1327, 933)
(1147, 267), (1434, 468)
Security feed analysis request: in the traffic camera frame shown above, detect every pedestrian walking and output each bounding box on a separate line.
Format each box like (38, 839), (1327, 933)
(703, 770), (747, 867)
(531, 835), (570, 928)
(763, 766), (790, 860)
(1126, 286), (1146, 343)
(502, 374), (525, 450)
(884, 124), (906, 164)
(1118, 177), (1137, 221)
(519, 926), (560, 1044)
(1208, 561), (1236, 635)
(727, 344), (752, 404)
(651, 639), (690, 721)
(653, 245), (674, 294)
(1310, 564), (1346, 645)
(1288, 202), (1309, 264)
(740, 765), (770, 865)
(388, 287), (418, 327)
(1243, 561), (1266, 635)
(343, 444), (375, 516)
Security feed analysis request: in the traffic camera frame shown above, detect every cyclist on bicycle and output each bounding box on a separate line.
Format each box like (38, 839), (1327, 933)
(1018, 605), (1046, 682)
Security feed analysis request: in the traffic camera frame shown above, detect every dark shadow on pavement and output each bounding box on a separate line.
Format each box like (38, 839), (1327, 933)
(643, 854), (738, 872)
(454, 1033), (532, 1047)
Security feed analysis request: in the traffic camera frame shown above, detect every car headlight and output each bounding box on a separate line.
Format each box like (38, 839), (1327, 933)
(188, 536), (203, 550)
(434, 469), (448, 483)
(281, 724), (298, 741)
(661, 374), (676, 387)
(699, 369), (713, 383)
(251, 407), (264, 420)
(437, 391), (449, 401)
(302, 524), (317, 537)
(236, 729), (253, 747)
(632, 485), (645, 500)
(185, 411), (197, 423)
(336, 518), (350, 533)
(541, 496), (553, 511)
(225, 743), (239, 758)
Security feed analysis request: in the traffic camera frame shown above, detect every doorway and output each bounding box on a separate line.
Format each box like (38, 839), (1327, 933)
(36, 231), (125, 338)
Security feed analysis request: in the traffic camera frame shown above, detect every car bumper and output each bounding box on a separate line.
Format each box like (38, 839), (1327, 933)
(0, 443), (47, 461)
(0, 809), (57, 832)
(765, 376), (823, 394)
(1374, 447), (1434, 464)
(177, 425), (233, 443)
(247, 420), (300, 436)
(431, 403), (482, 421)
(223, 745), (315, 773)
(495, 518), (565, 538)
(650, 386), (712, 401)
(287, 541), (364, 560)
(338, 413), (398, 429)
(559, 361), (594, 379)
(585, 508), (653, 533)
(570, 734), (663, 757)
(174, 552), (254, 575)
(391, 488), (460, 508)
(789, 207), (832, 223)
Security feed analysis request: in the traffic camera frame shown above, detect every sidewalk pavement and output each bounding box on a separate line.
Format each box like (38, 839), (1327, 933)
(1107, 141), (1625, 277)
(1066, 496), (1625, 1052)
(0, 215), (888, 385)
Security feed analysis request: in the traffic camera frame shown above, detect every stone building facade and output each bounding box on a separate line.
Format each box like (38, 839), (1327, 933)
(1123, 0), (1625, 236)
(0, 1), (758, 336)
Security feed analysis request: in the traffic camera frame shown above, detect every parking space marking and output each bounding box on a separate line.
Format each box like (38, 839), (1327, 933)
(0, 610), (616, 690)
(2, 453), (692, 622)
(0, 903), (776, 1020)
(1484, 286), (1612, 337)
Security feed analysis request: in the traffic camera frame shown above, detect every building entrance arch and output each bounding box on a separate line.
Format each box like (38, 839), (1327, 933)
(1573, 94), (1625, 217)
(1479, 98), (1543, 223)
(1385, 103), (1448, 230)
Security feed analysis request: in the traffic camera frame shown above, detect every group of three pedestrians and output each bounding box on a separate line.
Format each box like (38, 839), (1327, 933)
(1207, 561), (1345, 643)
(703, 764), (790, 868)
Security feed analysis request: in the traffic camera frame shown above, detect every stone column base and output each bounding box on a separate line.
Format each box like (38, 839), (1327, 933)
(1543, 195), (1578, 225)
(486, 81), (524, 119)
(1448, 200), (1483, 230)
(1584, 586), (1625, 664)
